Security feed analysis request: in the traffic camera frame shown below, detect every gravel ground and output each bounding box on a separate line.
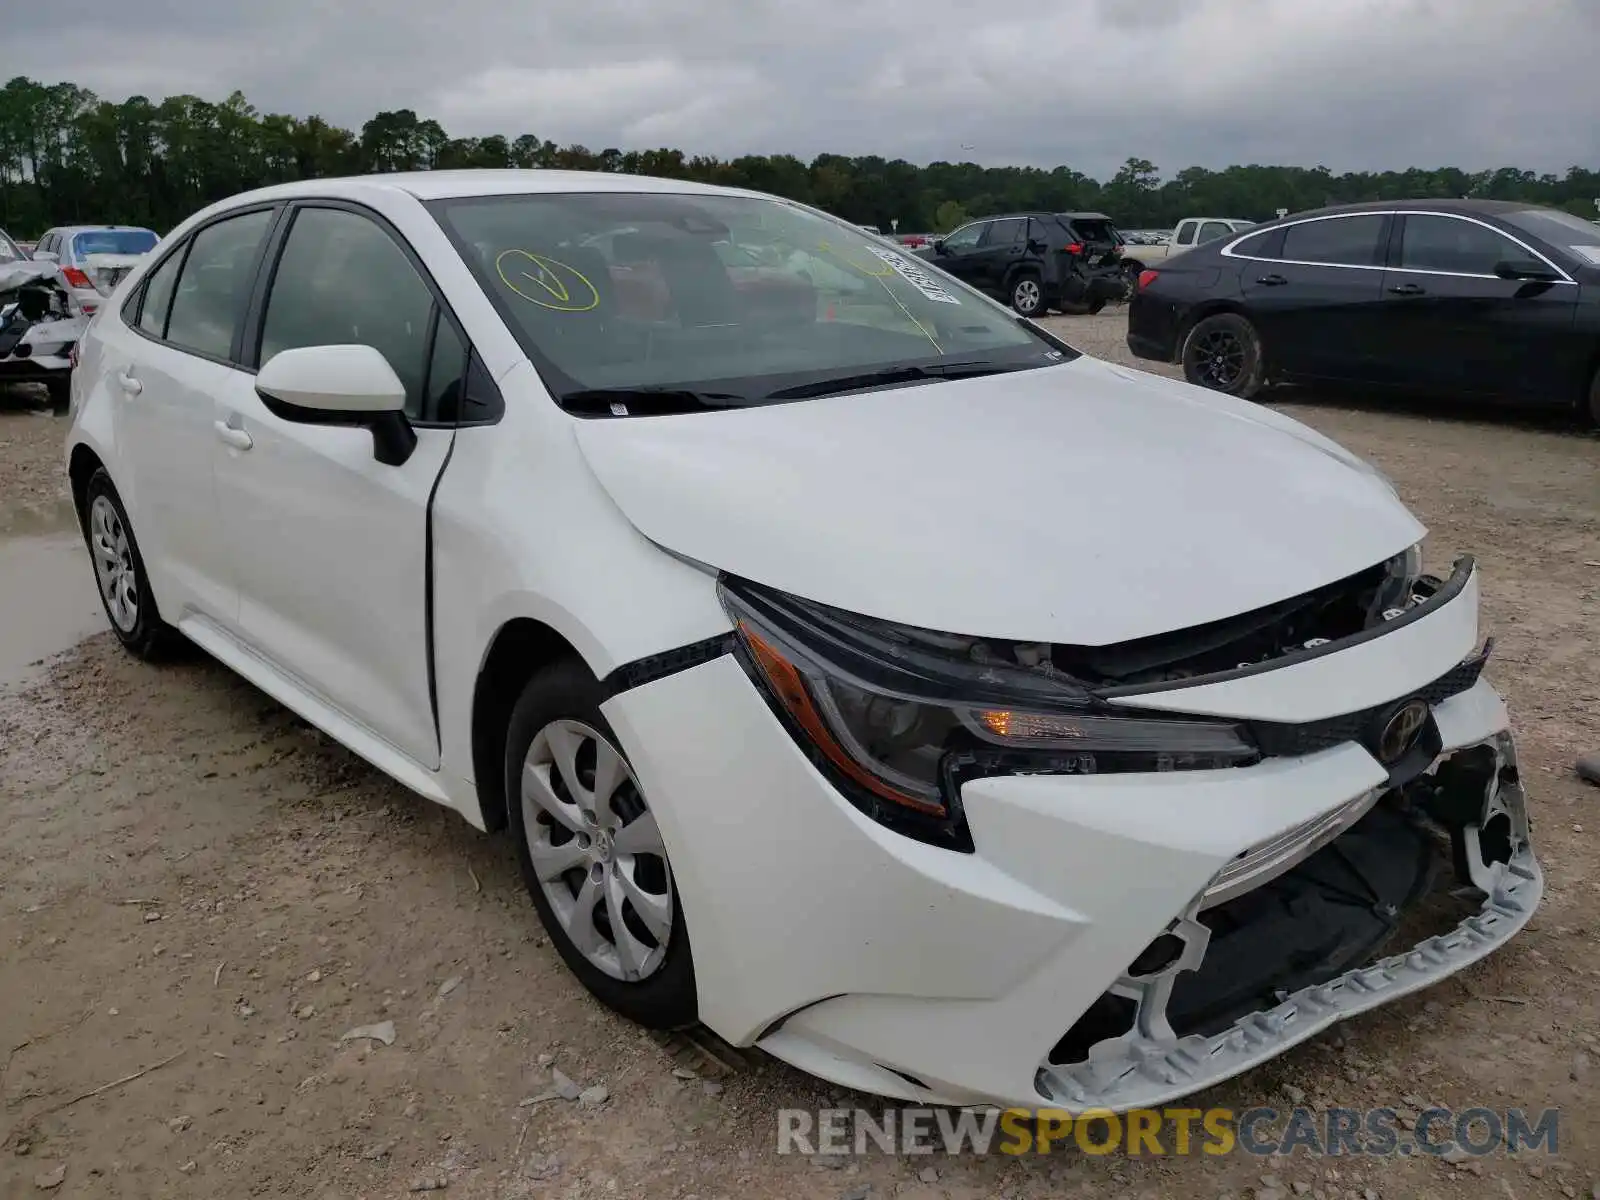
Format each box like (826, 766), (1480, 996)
(2, 320), (1598, 1199)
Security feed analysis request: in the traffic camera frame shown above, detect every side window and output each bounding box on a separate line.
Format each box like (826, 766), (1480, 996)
(1198, 221), (1233, 244)
(1280, 215), (1387, 267)
(259, 207), (434, 418)
(135, 246), (185, 338)
(1230, 229), (1281, 259)
(942, 223), (984, 252)
(1027, 218), (1055, 246)
(165, 210), (274, 359)
(1174, 222), (1197, 247)
(1399, 215), (1524, 276)
(981, 218), (1025, 246)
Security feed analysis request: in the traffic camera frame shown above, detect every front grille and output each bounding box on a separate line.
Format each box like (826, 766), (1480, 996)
(1248, 643), (1489, 759)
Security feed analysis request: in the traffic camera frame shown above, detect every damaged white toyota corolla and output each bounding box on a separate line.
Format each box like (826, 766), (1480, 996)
(65, 171), (1541, 1112)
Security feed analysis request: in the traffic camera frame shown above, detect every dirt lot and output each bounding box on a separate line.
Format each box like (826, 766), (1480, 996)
(2, 316), (1598, 1199)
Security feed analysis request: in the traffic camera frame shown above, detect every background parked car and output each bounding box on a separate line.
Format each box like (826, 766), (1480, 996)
(32, 225), (160, 315)
(1118, 217), (1255, 276)
(915, 212), (1127, 316)
(1127, 199), (1600, 422)
(0, 228), (24, 262)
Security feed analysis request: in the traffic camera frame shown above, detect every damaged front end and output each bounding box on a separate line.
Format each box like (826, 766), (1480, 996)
(0, 262), (85, 399)
(1037, 730), (1540, 1110)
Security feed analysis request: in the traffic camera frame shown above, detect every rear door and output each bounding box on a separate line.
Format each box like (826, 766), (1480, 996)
(1378, 212), (1580, 399)
(1236, 212), (1390, 382)
(110, 206), (278, 626)
(976, 217), (1027, 291)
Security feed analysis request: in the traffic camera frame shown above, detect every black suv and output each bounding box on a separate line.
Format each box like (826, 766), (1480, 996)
(914, 212), (1126, 316)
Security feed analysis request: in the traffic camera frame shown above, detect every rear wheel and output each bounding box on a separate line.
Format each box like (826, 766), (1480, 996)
(1182, 313), (1265, 399)
(82, 469), (179, 660)
(505, 657), (697, 1029)
(45, 377), (69, 413)
(1586, 366), (1600, 428)
(1009, 273), (1045, 317)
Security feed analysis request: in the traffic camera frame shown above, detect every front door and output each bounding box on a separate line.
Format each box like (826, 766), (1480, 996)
(211, 203), (462, 768)
(930, 221), (989, 290)
(1377, 212), (1581, 399)
(1240, 212), (1390, 382)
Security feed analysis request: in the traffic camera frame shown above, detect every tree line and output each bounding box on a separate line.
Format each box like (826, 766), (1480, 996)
(3, 76), (1598, 239)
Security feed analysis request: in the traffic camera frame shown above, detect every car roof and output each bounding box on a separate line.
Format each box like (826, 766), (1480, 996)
(56, 225), (158, 235)
(215, 170), (763, 209)
(1275, 198), (1545, 221)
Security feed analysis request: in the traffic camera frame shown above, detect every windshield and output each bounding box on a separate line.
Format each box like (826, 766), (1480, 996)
(430, 191), (1071, 411)
(0, 230), (19, 262)
(73, 229), (158, 257)
(1503, 208), (1600, 267)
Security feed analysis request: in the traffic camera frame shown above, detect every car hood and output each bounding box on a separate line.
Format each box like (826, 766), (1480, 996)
(572, 356), (1425, 645)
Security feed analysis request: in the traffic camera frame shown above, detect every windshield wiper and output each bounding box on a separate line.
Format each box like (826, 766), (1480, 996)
(763, 359), (1030, 401)
(559, 387), (748, 416)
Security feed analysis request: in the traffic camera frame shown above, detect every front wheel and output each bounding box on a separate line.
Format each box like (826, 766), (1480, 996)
(1009, 273), (1045, 317)
(504, 658), (697, 1029)
(1182, 313), (1265, 399)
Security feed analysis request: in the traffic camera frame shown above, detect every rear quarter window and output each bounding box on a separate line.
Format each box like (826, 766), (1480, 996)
(1229, 228), (1283, 259)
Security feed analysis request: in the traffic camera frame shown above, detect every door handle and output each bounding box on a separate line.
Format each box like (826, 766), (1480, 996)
(213, 420), (253, 451)
(1256, 274), (1288, 286)
(1388, 283), (1426, 296)
(115, 371), (142, 395)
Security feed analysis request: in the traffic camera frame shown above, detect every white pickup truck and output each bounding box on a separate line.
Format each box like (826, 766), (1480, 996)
(1117, 217), (1256, 273)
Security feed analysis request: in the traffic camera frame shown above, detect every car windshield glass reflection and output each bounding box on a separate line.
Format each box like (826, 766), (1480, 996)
(430, 192), (1071, 411)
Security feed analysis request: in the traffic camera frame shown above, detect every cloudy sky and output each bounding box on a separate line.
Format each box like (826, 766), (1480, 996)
(4, 0), (1597, 178)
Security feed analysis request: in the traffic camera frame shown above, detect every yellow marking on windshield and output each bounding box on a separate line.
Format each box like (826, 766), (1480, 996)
(496, 250), (600, 312)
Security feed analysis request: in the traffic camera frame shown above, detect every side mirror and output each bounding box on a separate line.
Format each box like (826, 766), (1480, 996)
(1494, 259), (1561, 283)
(255, 344), (416, 466)
(32, 250), (58, 263)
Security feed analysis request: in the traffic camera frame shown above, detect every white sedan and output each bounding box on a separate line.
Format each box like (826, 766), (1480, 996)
(64, 170), (1540, 1112)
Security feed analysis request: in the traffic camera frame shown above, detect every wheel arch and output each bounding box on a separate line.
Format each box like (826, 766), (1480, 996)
(67, 442), (107, 533)
(470, 617), (590, 833)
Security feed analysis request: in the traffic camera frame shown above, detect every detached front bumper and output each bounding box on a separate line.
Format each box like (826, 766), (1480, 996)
(601, 567), (1539, 1112)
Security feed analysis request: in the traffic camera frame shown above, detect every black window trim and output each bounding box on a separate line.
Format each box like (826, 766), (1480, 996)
(242, 197), (500, 429)
(1221, 209), (1576, 283)
(120, 201), (286, 371)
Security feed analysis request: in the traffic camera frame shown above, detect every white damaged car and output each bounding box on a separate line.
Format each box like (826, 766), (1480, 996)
(64, 171), (1540, 1111)
(1, 260), (85, 409)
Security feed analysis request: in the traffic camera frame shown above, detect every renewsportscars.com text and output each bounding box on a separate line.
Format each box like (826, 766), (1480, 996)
(777, 1105), (1559, 1158)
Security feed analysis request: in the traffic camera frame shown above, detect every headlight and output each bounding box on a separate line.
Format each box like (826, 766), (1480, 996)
(719, 578), (1259, 850)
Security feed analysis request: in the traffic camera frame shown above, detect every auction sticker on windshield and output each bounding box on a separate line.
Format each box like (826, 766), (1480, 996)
(863, 246), (962, 304)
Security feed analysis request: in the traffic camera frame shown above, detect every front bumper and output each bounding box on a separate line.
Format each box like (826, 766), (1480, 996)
(601, 571), (1538, 1112)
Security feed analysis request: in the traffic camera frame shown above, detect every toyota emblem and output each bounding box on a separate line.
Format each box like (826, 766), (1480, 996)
(1376, 698), (1430, 764)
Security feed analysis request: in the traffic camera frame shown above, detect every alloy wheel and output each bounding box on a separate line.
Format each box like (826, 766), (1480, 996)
(1013, 278), (1042, 313)
(1192, 328), (1246, 389)
(519, 719), (674, 982)
(89, 494), (139, 633)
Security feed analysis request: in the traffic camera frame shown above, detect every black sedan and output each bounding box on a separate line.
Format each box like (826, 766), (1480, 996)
(1127, 199), (1600, 423)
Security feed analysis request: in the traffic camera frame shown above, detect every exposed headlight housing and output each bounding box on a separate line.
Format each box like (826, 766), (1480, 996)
(719, 578), (1259, 851)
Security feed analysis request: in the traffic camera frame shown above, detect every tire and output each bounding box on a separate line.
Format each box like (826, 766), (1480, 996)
(1182, 312), (1265, 399)
(81, 469), (179, 660)
(1008, 272), (1045, 317)
(1586, 366), (1600, 428)
(504, 657), (697, 1029)
(45, 377), (70, 413)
